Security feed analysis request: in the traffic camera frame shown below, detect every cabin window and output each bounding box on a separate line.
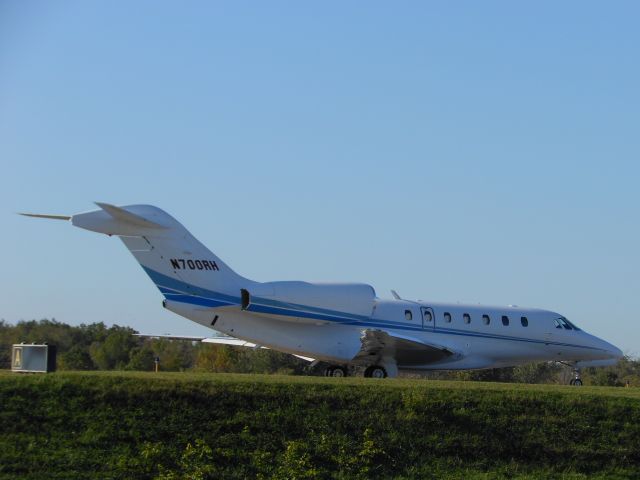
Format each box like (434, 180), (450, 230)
(444, 312), (452, 323)
(482, 314), (490, 325)
(502, 315), (509, 326)
(463, 313), (471, 324)
(521, 316), (528, 327)
(424, 310), (433, 322)
(405, 310), (413, 321)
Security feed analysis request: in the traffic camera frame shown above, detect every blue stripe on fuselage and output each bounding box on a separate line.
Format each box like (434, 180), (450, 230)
(140, 266), (600, 351)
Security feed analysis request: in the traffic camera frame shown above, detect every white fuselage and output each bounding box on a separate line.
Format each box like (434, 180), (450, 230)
(25, 203), (621, 377)
(166, 297), (621, 371)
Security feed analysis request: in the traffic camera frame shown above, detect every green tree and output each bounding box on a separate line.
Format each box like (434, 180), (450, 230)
(149, 338), (194, 371)
(193, 343), (240, 373)
(89, 326), (138, 370)
(59, 344), (95, 370)
(127, 343), (156, 371)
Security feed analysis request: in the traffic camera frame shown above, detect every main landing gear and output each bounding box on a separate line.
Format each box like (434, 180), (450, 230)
(324, 366), (348, 377)
(364, 365), (388, 378)
(323, 365), (389, 378)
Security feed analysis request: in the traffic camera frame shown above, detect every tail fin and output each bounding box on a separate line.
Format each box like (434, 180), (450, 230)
(25, 203), (249, 307)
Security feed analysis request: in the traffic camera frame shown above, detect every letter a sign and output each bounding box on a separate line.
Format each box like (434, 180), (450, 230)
(13, 347), (22, 369)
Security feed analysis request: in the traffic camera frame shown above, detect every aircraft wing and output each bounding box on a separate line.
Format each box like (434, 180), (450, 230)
(134, 333), (207, 341)
(201, 337), (258, 347)
(134, 333), (315, 362)
(201, 337), (315, 362)
(353, 329), (455, 367)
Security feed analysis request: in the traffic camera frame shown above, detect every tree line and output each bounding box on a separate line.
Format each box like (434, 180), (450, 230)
(1, 318), (638, 385)
(0, 319), (307, 374)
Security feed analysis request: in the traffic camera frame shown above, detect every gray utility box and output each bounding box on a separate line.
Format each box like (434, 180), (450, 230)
(11, 344), (57, 373)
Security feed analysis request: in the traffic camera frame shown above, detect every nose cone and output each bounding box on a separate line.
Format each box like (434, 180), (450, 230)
(575, 337), (623, 368)
(608, 343), (624, 360)
(596, 337), (623, 361)
(574, 330), (623, 368)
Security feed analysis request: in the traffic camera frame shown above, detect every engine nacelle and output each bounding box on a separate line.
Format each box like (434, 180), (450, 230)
(243, 281), (376, 320)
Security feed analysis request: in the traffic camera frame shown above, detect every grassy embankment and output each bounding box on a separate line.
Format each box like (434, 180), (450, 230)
(1, 370), (639, 479)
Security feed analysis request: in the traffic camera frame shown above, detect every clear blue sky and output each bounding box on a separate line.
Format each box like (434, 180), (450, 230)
(1, 2), (638, 354)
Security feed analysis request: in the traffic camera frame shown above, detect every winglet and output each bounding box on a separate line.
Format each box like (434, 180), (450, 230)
(94, 202), (167, 229)
(18, 213), (71, 221)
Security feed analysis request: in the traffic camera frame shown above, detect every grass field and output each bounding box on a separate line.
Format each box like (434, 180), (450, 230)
(1, 371), (639, 479)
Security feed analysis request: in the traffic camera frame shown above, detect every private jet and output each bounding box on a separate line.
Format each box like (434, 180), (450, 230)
(22, 203), (622, 382)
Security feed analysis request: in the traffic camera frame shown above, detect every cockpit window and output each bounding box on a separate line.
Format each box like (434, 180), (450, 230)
(565, 318), (581, 331)
(554, 317), (573, 330)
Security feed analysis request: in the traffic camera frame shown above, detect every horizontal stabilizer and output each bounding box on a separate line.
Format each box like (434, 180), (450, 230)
(19, 213), (71, 221)
(95, 202), (167, 229)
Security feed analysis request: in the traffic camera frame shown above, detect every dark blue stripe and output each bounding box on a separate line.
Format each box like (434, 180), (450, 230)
(164, 293), (233, 308)
(144, 266), (369, 321)
(169, 295), (598, 351)
(140, 266), (600, 352)
(142, 266), (240, 303)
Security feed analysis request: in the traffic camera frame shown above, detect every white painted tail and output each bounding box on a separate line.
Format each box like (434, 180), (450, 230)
(70, 203), (250, 300)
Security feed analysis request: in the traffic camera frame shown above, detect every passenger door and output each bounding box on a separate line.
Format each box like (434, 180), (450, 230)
(421, 307), (436, 332)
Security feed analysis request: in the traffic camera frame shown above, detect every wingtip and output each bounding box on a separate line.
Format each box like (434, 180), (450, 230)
(18, 212), (72, 221)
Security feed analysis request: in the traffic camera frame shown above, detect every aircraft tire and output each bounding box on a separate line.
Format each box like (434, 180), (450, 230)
(325, 366), (347, 377)
(364, 366), (387, 378)
(572, 379), (583, 386)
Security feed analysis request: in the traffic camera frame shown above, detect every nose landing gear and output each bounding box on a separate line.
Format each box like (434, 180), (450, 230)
(569, 368), (583, 386)
(558, 362), (583, 386)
